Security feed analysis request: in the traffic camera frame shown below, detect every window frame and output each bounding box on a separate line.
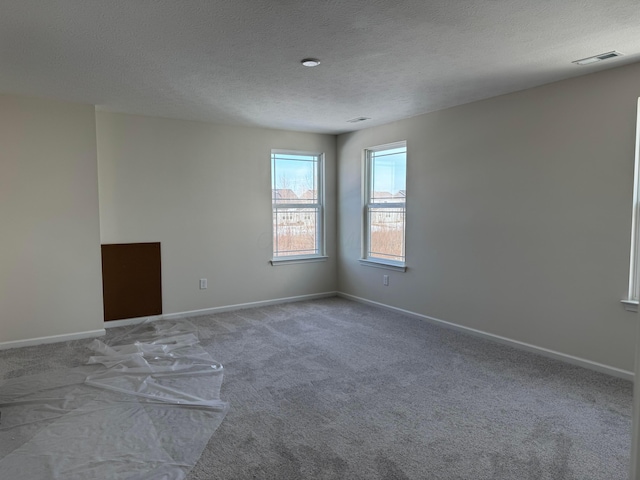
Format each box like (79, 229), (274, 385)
(270, 149), (326, 265)
(624, 99), (640, 311)
(360, 141), (407, 272)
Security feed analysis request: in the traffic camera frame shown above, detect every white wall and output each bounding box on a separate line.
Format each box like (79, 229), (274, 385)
(3, 64), (638, 374)
(0, 95), (103, 343)
(338, 62), (640, 373)
(96, 112), (337, 315)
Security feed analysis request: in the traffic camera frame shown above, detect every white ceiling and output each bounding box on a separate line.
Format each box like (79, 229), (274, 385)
(2, 1), (640, 134)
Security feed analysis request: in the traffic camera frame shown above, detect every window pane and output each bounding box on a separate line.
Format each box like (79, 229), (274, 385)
(368, 207), (405, 262)
(273, 207), (318, 256)
(368, 206), (405, 262)
(271, 150), (323, 259)
(370, 148), (406, 203)
(272, 153), (318, 205)
(365, 142), (407, 264)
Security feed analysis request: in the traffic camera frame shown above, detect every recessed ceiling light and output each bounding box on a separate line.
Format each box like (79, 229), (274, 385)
(301, 58), (321, 67)
(572, 51), (623, 66)
(347, 117), (371, 123)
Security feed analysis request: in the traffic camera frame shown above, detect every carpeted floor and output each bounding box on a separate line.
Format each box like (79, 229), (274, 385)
(0, 297), (633, 479)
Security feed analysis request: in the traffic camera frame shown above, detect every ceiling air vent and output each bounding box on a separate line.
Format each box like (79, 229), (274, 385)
(347, 117), (371, 123)
(572, 51), (623, 66)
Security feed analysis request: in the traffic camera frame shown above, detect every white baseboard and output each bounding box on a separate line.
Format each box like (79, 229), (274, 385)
(105, 291), (338, 329)
(11, 292), (627, 381)
(0, 329), (105, 351)
(337, 292), (634, 381)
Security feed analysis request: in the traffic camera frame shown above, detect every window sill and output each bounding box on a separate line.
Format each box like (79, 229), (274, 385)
(621, 299), (639, 312)
(358, 259), (407, 272)
(270, 256), (328, 266)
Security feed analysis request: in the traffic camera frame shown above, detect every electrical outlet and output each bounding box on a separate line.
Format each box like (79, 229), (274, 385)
(383, 275), (389, 286)
(199, 278), (207, 290)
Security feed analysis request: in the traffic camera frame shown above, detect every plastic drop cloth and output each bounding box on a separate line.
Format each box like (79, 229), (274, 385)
(0, 319), (228, 480)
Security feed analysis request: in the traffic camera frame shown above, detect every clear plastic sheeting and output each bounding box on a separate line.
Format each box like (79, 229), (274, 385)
(0, 319), (228, 480)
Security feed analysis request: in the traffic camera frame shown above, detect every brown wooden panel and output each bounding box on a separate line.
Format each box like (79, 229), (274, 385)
(101, 242), (162, 321)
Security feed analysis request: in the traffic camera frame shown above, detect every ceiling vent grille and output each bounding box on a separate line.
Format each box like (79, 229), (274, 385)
(347, 117), (371, 123)
(572, 51), (623, 66)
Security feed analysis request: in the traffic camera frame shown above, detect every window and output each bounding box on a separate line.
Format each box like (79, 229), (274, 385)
(362, 142), (407, 269)
(624, 98), (640, 311)
(271, 150), (324, 262)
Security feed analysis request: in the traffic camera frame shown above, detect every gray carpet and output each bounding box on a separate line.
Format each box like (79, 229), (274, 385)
(0, 297), (632, 479)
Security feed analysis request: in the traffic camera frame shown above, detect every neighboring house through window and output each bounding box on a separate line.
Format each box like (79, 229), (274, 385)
(361, 142), (407, 271)
(271, 150), (325, 263)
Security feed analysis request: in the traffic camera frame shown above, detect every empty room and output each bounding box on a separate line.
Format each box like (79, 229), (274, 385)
(2, 1), (640, 479)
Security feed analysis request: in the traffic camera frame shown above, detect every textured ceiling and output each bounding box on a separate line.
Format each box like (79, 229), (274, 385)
(2, 1), (640, 134)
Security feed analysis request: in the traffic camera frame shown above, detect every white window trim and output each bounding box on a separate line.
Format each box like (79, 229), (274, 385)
(271, 149), (325, 264)
(358, 258), (407, 272)
(624, 98), (640, 312)
(270, 256), (328, 266)
(362, 141), (407, 270)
